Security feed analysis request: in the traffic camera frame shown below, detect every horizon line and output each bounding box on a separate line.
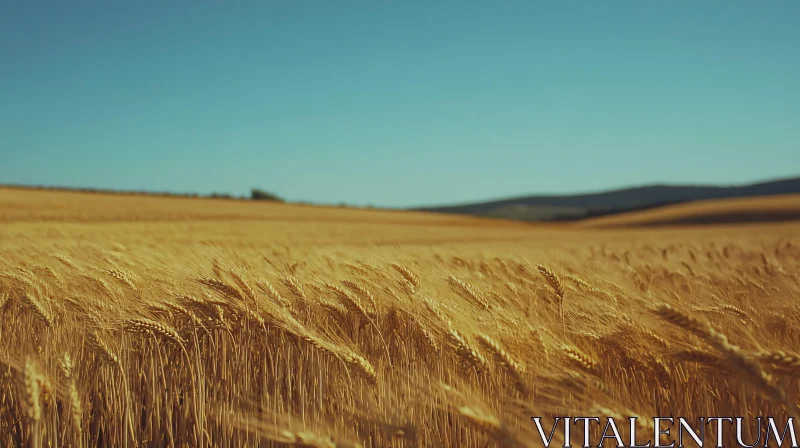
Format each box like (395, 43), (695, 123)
(2, 173), (799, 210)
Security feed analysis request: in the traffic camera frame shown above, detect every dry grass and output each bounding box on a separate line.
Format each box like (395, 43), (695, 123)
(0, 188), (799, 447)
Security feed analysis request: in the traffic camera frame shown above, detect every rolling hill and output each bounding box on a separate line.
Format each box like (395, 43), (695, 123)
(577, 193), (800, 228)
(413, 176), (800, 222)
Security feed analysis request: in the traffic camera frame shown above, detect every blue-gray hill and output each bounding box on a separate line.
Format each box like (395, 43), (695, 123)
(412, 176), (800, 222)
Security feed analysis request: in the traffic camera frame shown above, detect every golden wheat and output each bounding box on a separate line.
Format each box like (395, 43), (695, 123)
(1, 189), (799, 446)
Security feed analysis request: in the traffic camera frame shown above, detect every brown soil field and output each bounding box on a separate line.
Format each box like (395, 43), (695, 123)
(579, 194), (800, 228)
(1, 188), (799, 447)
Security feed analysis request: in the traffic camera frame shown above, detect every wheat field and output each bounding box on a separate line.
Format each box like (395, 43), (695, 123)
(0, 188), (799, 447)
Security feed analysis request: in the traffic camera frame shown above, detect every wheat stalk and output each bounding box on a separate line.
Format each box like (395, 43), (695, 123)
(229, 270), (257, 302)
(561, 345), (598, 374)
(87, 332), (121, 368)
(198, 277), (246, 301)
(537, 265), (565, 323)
(341, 280), (377, 312)
(476, 335), (527, 394)
(282, 276), (306, 300)
(69, 381), (82, 442)
(752, 350), (800, 377)
(106, 269), (137, 291)
(446, 325), (489, 374)
(652, 303), (789, 407)
(23, 357), (42, 428)
(20, 292), (53, 327)
(124, 318), (186, 346)
(325, 283), (370, 321)
(390, 263), (419, 293)
(447, 276), (489, 309)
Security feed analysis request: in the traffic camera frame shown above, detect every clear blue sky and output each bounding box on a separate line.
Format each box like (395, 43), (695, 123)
(2, 2), (799, 208)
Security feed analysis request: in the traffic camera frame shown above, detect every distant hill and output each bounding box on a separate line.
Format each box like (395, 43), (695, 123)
(578, 193), (800, 228)
(412, 176), (800, 222)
